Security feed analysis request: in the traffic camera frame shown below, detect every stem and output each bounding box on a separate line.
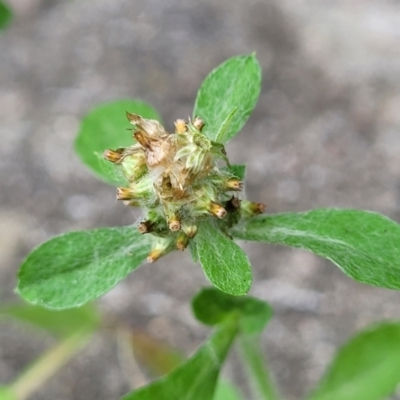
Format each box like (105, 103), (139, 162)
(10, 329), (92, 400)
(239, 335), (280, 400)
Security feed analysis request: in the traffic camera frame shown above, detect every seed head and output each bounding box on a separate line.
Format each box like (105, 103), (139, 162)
(104, 113), (264, 262)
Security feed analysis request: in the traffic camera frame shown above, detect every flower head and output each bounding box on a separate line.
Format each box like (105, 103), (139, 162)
(104, 113), (264, 261)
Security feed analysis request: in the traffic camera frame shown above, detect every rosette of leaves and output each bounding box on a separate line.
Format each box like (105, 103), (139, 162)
(16, 54), (400, 310)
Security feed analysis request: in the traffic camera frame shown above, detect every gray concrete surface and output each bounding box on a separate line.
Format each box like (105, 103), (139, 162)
(2, 0), (400, 399)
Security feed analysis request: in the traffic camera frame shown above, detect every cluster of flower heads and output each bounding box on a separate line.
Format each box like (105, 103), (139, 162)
(104, 113), (264, 262)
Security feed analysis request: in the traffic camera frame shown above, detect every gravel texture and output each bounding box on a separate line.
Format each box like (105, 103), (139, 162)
(2, 0), (400, 399)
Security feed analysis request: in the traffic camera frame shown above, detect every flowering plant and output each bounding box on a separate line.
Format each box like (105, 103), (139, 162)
(12, 54), (400, 400)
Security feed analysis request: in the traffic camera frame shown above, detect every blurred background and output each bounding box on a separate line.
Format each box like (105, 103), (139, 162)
(2, 0), (400, 399)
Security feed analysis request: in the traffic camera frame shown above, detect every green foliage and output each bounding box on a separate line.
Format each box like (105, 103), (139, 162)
(191, 222), (252, 296)
(17, 227), (152, 309)
(192, 289), (278, 400)
(307, 322), (400, 400)
(75, 100), (161, 186)
(214, 107), (238, 143)
(232, 208), (400, 290)
(121, 318), (239, 400)
(0, 1), (12, 30)
(0, 386), (16, 400)
(228, 164), (246, 181)
(193, 54), (261, 144)
(214, 381), (244, 400)
(192, 288), (276, 400)
(0, 304), (100, 338)
(122, 288), (271, 400)
(192, 287), (271, 334)
(14, 52), (400, 400)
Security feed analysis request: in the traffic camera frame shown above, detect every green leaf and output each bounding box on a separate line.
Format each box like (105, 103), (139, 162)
(17, 226), (152, 309)
(307, 322), (400, 400)
(0, 1), (12, 30)
(188, 239), (199, 263)
(75, 100), (161, 186)
(93, 150), (127, 186)
(231, 208), (400, 290)
(192, 287), (271, 334)
(214, 381), (244, 400)
(0, 304), (100, 338)
(192, 221), (252, 296)
(215, 107), (238, 143)
(228, 164), (246, 181)
(121, 318), (239, 400)
(193, 289), (277, 399)
(193, 54), (261, 144)
(0, 387), (16, 400)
